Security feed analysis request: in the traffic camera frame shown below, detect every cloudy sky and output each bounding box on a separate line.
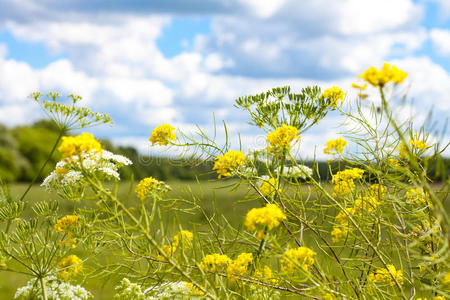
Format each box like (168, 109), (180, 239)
(0, 0), (449, 158)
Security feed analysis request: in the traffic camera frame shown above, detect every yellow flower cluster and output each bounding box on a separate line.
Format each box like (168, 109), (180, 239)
(398, 139), (431, 159)
(406, 187), (427, 204)
(58, 255), (83, 282)
(255, 265), (278, 285)
(259, 177), (281, 198)
(184, 282), (205, 296)
(227, 253), (253, 281)
(149, 124), (176, 146)
(199, 253), (231, 272)
(244, 204), (286, 239)
(369, 184), (387, 198)
(322, 86), (346, 108)
(368, 264), (403, 286)
(331, 168), (364, 197)
(157, 230), (194, 260)
(54, 215), (80, 248)
(323, 137), (348, 155)
(359, 63), (408, 87)
(266, 124), (299, 154)
(135, 177), (169, 200)
(332, 189), (383, 242)
(444, 271), (450, 285)
(58, 133), (102, 159)
(212, 150), (246, 178)
(281, 247), (316, 274)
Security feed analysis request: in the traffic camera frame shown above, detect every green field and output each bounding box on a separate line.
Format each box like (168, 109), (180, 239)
(0, 180), (257, 299)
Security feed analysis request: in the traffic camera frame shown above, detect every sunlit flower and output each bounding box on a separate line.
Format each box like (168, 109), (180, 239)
(331, 168), (364, 197)
(281, 247), (316, 274)
(212, 150), (246, 178)
(149, 124), (176, 146)
(406, 187), (427, 204)
(266, 124), (299, 154)
(245, 203), (286, 239)
(54, 215), (79, 233)
(227, 253), (253, 281)
(199, 254), (231, 272)
(322, 86), (346, 108)
(360, 63), (408, 87)
(323, 137), (348, 155)
(368, 264), (403, 286)
(58, 133), (102, 159)
(259, 177), (281, 198)
(58, 255), (83, 282)
(135, 177), (170, 200)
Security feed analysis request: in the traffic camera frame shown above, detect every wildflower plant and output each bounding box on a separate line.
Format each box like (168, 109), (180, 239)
(0, 62), (449, 300)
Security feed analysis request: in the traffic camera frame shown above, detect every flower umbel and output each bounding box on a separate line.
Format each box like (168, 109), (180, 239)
(227, 253), (253, 281)
(149, 124), (176, 146)
(244, 203), (286, 239)
(58, 133), (102, 159)
(266, 124), (299, 154)
(323, 137), (348, 155)
(368, 264), (403, 286)
(58, 255), (83, 282)
(281, 247), (316, 274)
(360, 63), (408, 87)
(212, 150), (246, 178)
(135, 177), (170, 200)
(322, 86), (346, 108)
(199, 254), (231, 272)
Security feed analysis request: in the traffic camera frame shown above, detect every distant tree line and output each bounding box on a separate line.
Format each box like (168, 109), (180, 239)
(0, 120), (448, 183)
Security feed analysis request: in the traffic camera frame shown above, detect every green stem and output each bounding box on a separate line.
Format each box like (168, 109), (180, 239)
(39, 276), (48, 300)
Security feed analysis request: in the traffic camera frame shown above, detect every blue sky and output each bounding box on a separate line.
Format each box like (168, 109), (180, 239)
(0, 0), (449, 158)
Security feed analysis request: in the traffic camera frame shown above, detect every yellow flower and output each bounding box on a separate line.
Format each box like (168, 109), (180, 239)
(354, 196), (381, 213)
(259, 177), (281, 198)
(322, 86), (346, 108)
(157, 244), (174, 261)
(266, 124), (299, 154)
(184, 282), (204, 296)
(244, 204), (286, 239)
(369, 184), (387, 198)
(255, 265), (278, 285)
(135, 177), (169, 200)
(281, 247), (316, 274)
(444, 271), (450, 285)
(409, 139), (431, 151)
(212, 150), (246, 178)
(199, 253), (231, 272)
(331, 168), (364, 197)
(54, 215), (79, 233)
(227, 253), (253, 281)
(149, 124), (176, 146)
(172, 230), (194, 250)
(331, 226), (350, 243)
(331, 207), (356, 242)
(58, 255), (83, 281)
(360, 63), (408, 87)
(417, 297), (445, 300)
(406, 187), (427, 204)
(58, 133), (102, 159)
(323, 137), (348, 155)
(368, 264), (403, 286)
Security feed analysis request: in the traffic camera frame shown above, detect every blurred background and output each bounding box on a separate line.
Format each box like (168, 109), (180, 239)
(0, 0), (449, 182)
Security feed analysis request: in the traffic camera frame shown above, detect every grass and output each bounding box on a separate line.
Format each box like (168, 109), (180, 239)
(1, 181), (447, 299)
(0, 180), (255, 299)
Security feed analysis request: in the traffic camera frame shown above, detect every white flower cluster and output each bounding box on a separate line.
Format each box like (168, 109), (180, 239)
(114, 278), (202, 300)
(42, 150), (132, 191)
(14, 276), (91, 300)
(275, 165), (313, 179)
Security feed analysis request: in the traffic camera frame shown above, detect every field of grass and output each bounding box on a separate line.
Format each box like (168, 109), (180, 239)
(1, 181), (447, 299)
(0, 180), (258, 299)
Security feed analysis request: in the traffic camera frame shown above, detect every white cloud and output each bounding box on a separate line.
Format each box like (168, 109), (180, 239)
(430, 28), (450, 56)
